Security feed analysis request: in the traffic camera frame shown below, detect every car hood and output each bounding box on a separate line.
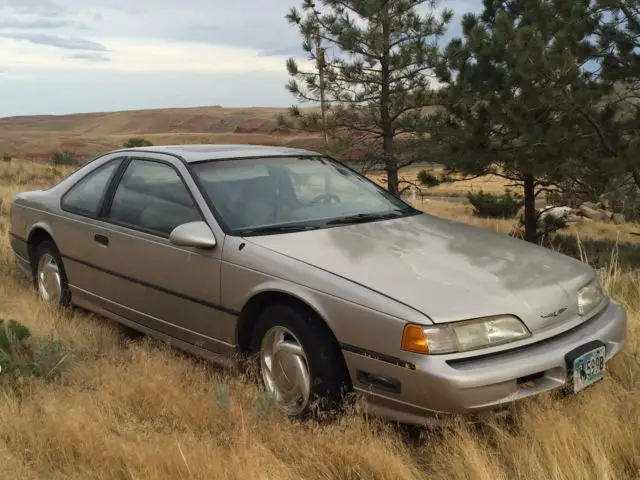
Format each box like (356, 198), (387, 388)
(245, 213), (595, 333)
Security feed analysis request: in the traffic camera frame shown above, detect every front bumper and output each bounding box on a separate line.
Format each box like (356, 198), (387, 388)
(344, 300), (627, 426)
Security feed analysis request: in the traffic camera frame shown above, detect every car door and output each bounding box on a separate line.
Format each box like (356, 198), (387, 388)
(75, 154), (234, 355)
(55, 155), (127, 297)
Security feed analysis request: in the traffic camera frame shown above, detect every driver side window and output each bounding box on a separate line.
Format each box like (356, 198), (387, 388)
(288, 170), (326, 204)
(286, 162), (371, 205)
(107, 159), (202, 236)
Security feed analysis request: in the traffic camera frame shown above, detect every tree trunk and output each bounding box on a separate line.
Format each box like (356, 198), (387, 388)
(523, 173), (537, 244)
(633, 167), (640, 191)
(386, 161), (399, 196)
(380, 5), (398, 196)
(315, 33), (328, 147)
(382, 130), (397, 195)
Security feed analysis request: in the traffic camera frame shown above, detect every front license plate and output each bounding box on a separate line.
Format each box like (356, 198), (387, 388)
(571, 345), (606, 393)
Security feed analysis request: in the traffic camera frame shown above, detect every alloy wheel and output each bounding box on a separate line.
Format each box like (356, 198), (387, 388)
(259, 325), (311, 415)
(37, 252), (62, 303)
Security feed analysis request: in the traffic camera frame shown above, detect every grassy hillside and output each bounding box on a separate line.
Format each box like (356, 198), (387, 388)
(0, 106), (326, 162)
(0, 106), (296, 135)
(0, 161), (638, 479)
(0, 105), (509, 197)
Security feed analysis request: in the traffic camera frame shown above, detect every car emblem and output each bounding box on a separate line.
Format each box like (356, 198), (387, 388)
(540, 307), (568, 319)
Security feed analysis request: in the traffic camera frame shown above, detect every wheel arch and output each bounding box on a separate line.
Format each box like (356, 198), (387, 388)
(235, 288), (353, 394)
(26, 223), (57, 275)
(235, 289), (342, 356)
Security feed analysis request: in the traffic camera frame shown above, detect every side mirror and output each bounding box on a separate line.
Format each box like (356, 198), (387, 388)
(169, 221), (217, 249)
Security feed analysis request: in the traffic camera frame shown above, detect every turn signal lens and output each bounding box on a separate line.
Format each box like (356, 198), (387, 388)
(401, 324), (429, 354)
(401, 316), (530, 355)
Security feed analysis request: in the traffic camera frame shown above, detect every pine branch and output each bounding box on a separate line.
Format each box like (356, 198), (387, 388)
(579, 109), (618, 156)
(307, 6), (383, 61)
(398, 177), (425, 195)
(330, 121), (383, 136)
(534, 187), (557, 199)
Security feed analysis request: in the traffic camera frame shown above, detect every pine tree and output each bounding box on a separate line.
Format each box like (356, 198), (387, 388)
(594, 0), (640, 191)
(282, 0), (452, 195)
(434, 0), (608, 243)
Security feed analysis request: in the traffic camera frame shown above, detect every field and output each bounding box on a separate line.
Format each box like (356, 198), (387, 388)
(0, 106), (324, 163)
(0, 105), (511, 198)
(0, 160), (638, 480)
(369, 167), (516, 197)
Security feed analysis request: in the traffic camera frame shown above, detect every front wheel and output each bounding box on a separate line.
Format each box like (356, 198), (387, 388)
(251, 304), (351, 419)
(33, 241), (71, 307)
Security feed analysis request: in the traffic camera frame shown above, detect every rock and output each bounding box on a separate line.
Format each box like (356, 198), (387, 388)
(583, 201), (600, 210)
(566, 214), (581, 223)
(612, 213), (626, 225)
(539, 206), (574, 222)
(598, 195), (611, 211)
(579, 205), (606, 222)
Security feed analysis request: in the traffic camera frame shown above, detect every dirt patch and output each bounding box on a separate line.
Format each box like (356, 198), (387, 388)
(60, 140), (87, 149)
(23, 151), (54, 162)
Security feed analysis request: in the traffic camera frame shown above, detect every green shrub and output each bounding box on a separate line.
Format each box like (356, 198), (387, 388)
(2, 153), (12, 163)
(253, 389), (278, 424)
(31, 334), (70, 380)
(0, 319), (70, 382)
(467, 189), (524, 218)
(123, 137), (153, 148)
(417, 169), (442, 188)
(50, 150), (78, 166)
(0, 319), (32, 377)
(211, 378), (230, 418)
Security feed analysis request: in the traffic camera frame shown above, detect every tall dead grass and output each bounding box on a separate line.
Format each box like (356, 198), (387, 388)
(369, 167), (514, 197)
(0, 161), (638, 480)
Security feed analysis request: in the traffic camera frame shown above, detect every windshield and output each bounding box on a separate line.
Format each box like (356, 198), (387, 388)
(190, 156), (418, 235)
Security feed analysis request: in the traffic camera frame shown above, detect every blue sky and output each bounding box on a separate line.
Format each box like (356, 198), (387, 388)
(0, 0), (481, 117)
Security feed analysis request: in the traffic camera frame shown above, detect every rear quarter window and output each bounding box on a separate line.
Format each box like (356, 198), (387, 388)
(61, 159), (122, 216)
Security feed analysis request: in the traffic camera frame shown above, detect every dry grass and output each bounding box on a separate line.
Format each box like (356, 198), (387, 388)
(0, 132), (326, 164)
(0, 161), (638, 480)
(369, 167), (515, 197)
(0, 106), (325, 163)
(410, 197), (640, 243)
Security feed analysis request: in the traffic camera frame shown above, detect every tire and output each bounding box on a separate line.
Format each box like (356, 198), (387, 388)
(250, 303), (351, 420)
(33, 240), (71, 307)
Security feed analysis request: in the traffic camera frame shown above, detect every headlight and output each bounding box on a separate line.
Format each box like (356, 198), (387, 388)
(578, 278), (606, 316)
(401, 315), (531, 355)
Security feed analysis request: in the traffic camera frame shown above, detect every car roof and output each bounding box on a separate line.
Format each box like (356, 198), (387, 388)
(112, 144), (323, 163)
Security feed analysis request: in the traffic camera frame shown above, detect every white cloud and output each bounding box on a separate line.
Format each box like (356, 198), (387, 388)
(101, 41), (309, 74)
(0, 37), (310, 74)
(0, 0), (481, 116)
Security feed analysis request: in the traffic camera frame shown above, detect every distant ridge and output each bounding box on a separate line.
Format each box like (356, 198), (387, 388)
(0, 106), (306, 134)
(0, 105), (324, 162)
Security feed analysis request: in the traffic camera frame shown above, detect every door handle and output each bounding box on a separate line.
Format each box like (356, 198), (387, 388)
(94, 234), (109, 247)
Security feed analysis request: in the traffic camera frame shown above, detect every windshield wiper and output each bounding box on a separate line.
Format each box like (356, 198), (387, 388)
(240, 224), (320, 236)
(325, 210), (409, 226)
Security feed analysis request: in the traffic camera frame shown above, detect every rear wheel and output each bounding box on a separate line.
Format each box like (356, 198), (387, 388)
(250, 303), (351, 419)
(33, 241), (71, 307)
